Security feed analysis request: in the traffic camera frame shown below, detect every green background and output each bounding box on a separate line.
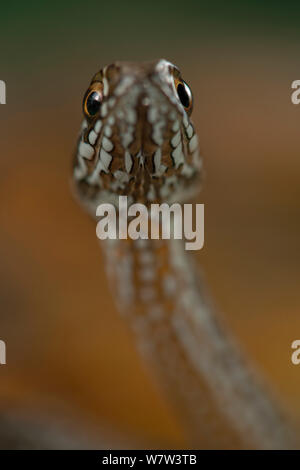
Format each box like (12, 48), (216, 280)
(0, 0), (299, 448)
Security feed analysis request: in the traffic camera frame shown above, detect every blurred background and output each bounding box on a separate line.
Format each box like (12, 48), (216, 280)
(0, 0), (299, 448)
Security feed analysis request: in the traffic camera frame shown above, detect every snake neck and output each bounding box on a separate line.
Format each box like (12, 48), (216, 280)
(103, 236), (296, 449)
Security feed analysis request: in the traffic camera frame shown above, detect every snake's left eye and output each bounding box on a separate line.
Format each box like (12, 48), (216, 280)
(175, 79), (193, 113)
(83, 83), (103, 118)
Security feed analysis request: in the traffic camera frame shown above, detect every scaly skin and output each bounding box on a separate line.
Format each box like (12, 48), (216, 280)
(72, 60), (297, 448)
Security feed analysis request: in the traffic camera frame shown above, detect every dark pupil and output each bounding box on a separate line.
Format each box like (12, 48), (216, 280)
(86, 91), (101, 115)
(177, 83), (190, 108)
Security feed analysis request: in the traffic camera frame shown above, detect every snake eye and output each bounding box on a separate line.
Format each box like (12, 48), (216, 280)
(83, 83), (103, 118)
(175, 79), (193, 113)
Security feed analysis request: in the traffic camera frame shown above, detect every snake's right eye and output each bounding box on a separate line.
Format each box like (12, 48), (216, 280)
(83, 83), (103, 118)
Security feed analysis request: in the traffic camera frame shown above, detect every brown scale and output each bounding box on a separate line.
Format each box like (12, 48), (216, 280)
(73, 60), (297, 449)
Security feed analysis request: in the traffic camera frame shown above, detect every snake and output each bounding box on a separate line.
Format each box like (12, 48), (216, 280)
(72, 59), (296, 449)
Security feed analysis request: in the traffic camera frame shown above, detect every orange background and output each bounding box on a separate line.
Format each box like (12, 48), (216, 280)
(0, 1), (300, 447)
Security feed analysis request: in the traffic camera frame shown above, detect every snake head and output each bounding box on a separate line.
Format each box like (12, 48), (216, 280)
(73, 59), (202, 212)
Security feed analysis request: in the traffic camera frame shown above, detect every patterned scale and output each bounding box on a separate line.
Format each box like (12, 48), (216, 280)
(72, 59), (297, 448)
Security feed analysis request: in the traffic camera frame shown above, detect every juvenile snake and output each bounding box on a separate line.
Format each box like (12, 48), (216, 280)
(72, 59), (296, 449)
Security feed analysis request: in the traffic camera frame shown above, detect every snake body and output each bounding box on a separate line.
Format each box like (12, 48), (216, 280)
(72, 60), (296, 448)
